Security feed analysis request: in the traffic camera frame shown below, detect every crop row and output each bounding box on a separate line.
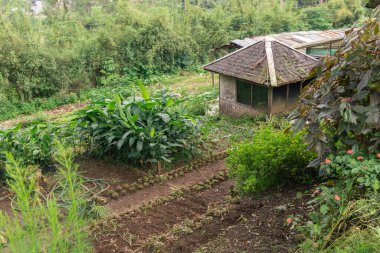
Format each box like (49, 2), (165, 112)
(92, 151), (228, 204)
(88, 170), (229, 233)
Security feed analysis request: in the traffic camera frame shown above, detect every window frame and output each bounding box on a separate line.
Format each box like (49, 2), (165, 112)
(235, 78), (269, 112)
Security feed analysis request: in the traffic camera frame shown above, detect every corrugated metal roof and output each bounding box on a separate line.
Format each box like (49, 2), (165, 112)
(230, 29), (349, 49)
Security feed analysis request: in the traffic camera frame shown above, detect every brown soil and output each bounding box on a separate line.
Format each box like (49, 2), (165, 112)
(0, 155), (310, 253)
(93, 180), (234, 253)
(0, 185), (11, 215)
(164, 187), (309, 253)
(105, 160), (226, 214)
(77, 157), (144, 190)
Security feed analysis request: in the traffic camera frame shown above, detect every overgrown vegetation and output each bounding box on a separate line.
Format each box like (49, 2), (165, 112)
(288, 6), (380, 252)
(0, 1), (378, 252)
(290, 5), (380, 159)
(0, 143), (92, 252)
(0, 0), (370, 117)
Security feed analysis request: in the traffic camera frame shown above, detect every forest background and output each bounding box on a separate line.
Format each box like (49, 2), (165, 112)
(0, 0), (370, 105)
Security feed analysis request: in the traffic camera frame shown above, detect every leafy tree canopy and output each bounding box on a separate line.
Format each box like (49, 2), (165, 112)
(291, 7), (380, 160)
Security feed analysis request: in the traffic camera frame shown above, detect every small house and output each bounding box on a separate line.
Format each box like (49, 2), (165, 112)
(203, 37), (318, 116)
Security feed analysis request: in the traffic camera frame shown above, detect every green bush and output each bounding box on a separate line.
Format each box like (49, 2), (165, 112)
(0, 123), (57, 168)
(75, 84), (203, 166)
(227, 125), (316, 193)
(0, 121), (78, 178)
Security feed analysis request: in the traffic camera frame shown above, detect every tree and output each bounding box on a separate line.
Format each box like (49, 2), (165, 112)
(290, 7), (380, 159)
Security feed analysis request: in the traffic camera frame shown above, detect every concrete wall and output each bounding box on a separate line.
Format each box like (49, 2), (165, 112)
(219, 74), (261, 117)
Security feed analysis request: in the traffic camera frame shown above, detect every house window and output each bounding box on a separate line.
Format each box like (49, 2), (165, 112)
(306, 47), (338, 56)
(252, 84), (268, 110)
(236, 80), (268, 111)
(288, 82), (302, 106)
(236, 80), (251, 106)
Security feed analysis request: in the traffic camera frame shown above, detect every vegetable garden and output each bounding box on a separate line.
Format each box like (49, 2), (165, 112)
(0, 2), (379, 253)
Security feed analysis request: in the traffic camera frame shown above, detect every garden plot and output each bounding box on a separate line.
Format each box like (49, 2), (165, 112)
(88, 162), (309, 253)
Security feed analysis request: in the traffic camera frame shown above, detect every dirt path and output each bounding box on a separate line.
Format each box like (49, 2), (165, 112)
(0, 73), (213, 129)
(0, 101), (87, 129)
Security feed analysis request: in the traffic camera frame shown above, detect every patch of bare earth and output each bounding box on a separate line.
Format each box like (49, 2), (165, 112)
(93, 179), (234, 253)
(0, 185), (11, 215)
(165, 187), (309, 253)
(77, 156), (144, 191)
(91, 155), (309, 253)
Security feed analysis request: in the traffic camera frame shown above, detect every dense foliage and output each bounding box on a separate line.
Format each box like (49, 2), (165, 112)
(290, 7), (380, 159)
(297, 151), (380, 252)
(0, 0), (369, 106)
(0, 123), (57, 168)
(227, 125), (316, 193)
(287, 7), (380, 252)
(75, 84), (202, 165)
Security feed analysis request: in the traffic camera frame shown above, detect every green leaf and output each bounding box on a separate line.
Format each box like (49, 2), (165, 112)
(320, 204), (329, 215)
(357, 177), (365, 183)
(157, 113), (170, 123)
(136, 80), (150, 101)
(136, 140), (143, 152)
(150, 128), (155, 138)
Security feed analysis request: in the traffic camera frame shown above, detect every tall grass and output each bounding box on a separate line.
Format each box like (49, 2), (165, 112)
(0, 142), (92, 252)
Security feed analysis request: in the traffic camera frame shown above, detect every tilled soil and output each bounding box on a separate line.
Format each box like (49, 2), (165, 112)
(77, 156), (144, 193)
(164, 187), (309, 253)
(0, 185), (11, 215)
(105, 160), (226, 214)
(93, 180), (234, 252)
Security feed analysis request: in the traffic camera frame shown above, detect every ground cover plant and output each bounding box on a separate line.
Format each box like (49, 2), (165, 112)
(75, 83), (203, 167)
(296, 151), (380, 252)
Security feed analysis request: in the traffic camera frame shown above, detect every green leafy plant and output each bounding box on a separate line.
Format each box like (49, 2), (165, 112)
(321, 151), (380, 194)
(0, 122), (57, 175)
(227, 125), (316, 193)
(297, 151), (380, 252)
(290, 9), (380, 159)
(0, 142), (92, 252)
(75, 84), (203, 166)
